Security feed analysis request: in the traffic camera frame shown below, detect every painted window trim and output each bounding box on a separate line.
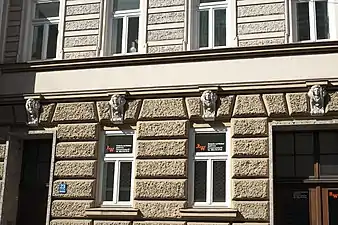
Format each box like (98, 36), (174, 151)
(101, 0), (146, 56)
(289, 0), (336, 43)
(188, 0), (237, 50)
(188, 127), (231, 208)
(98, 130), (136, 208)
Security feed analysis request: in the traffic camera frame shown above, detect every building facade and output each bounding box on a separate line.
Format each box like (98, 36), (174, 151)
(1, 0), (338, 225)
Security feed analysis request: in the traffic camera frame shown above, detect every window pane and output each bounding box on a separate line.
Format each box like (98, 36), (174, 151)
(113, 0), (139, 11)
(105, 135), (133, 154)
(295, 132), (313, 154)
(31, 25), (44, 60)
(214, 9), (226, 47)
(295, 155), (314, 177)
(103, 162), (114, 201)
(316, 1), (329, 39)
(275, 133), (294, 155)
(319, 131), (338, 154)
(195, 133), (226, 153)
(118, 162), (132, 201)
(112, 18), (123, 54)
(35, 2), (60, 18)
(199, 11), (209, 48)
(47, 24), (58, 59)
(296, 2), (310, 41)
(320, 155), (338, 176)
(194, 161), (207, 202)
(328, 190), (338, 225)
(127, 17), (139, 53)
(275, 156), (294, 177)
(201, 0), (224, 3)
(213, 161), (226, 202)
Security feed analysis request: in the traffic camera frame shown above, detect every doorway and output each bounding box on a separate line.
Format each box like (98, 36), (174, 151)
(16, 139), (52, 225)
(274, 130), (338, 225)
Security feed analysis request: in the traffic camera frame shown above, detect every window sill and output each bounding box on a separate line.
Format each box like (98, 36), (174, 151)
(180, 208), (238, 220)
(85, 207), (140, 219)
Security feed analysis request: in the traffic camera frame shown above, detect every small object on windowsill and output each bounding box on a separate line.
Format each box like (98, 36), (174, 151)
(129, 41), (137, 53)
(85, 207), (140, 219)
(180, 207), (238, 219)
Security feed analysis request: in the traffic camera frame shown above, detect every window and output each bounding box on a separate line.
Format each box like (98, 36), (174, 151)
(105, 0), (145, 55)
(189, 128), (230, 207)
(29, 0), (61, 60)
(291, 0), (332, 42)
(100, 131), (135, 207)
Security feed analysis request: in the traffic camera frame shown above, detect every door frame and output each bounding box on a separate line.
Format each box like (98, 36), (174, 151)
(269, 119), (338, 225)
(0, 129), (57, 225)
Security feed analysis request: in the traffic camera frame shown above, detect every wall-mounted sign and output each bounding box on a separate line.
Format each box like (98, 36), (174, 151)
(106, 135), (133, 154)
(58, 182), (67, 194)
(195, 133), (226, 152)
(293, 191), (308, 199)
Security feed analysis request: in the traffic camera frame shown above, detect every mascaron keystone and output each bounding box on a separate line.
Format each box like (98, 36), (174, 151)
(201, 90), (217, 121)
(25, 98), (41, 126)
(109, 94), (126, 124)
(308, 85), (326, 116)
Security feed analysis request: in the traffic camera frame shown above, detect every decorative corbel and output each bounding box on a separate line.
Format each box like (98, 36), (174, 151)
(109, 94), (126, 124)
(25, 98), (41, 126)
(307, 85), (326, 116)
(200, 90), (217, 121)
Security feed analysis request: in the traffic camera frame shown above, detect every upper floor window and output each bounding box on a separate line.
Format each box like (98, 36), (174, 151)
(30, 0), (61, 60)
(189, 128), (230, 207)
(291, 0), (332, 42)
(100, 130), (135, 207)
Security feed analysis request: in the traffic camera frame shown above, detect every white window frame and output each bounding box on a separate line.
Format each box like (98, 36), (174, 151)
(20, 0), (65, 61)
(188, 127), (231, 207)
(188, 0), (237, 50)
(101, 0), (147, 56)
(98, 130), (136, 207)
(289, 0), (336, 42)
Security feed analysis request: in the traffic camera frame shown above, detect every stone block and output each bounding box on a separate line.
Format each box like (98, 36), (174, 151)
(135, 222), (185, 225)
(239, 38), (285, 47)
(135, 179), (187, 199)
(326, 91), (338, 114)
(217, 95), (235, 119)
(148, 0), (184, 8)
(96, 100), (142, 122)
(0, 106), (14, 124)
(94, 222), (131, 225)
(262, 94), (288, 117)
(65, 19), (99, 31)
(64, 51), (97, 59)
(148, 28), (184, 41)
(238, 20), (284, 35)
(137, 140), (188, 158)
(54, 160), (96, 178)
(238, 3), (284, 17)
(136, 159), (187, 178)
(51, 200), (94, 218)
(185, 97), (200, 119)
(139, 98), (187, 120)
(286, 93), (309, 116)
(233, 95), (266, 117)
(56, 142), (97, 159)
(148, 45), (183, 53)
(233, 201), (269, 221)
(233, 179), (269, 200)
(232, 118), (268, 137)
(53, 102), (98, 122)
(0, 162), (3, 179)
(148, 12), (185, 24)
(232, 138), (268, 157)
(135, 201), (187, 218)
(64, 35), (98, 47)
(13, 105), (27, 123)
(50, 220), (93, 225)
(40, 103), (56, 123)
(233, 159), (269, 178)
(96, 101), (110, 121)
(66, 3), (100, 15)
(57, 123), (98, 141)
(53, 179), (95, 198)
(0, 144), (6, 159)
(137, 121), (188, 139)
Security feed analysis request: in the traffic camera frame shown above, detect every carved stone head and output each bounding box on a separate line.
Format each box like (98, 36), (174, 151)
(200, 90), (217, 121)
(109, 94), (126, 124)
(25, 98), (40, 126)
(308, 85), (326, 115)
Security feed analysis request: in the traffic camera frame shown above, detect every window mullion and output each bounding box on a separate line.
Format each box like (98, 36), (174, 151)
(309, 0), (317, 40)
(209, 8), (214, 48)
(207, 159), (212, 204)
(122, 16), (128, 54)
(41, 23), (49, 59)
(113, 160), (119, 204)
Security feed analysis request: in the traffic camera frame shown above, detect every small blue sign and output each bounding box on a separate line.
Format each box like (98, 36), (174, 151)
(58, 182), (67, 194)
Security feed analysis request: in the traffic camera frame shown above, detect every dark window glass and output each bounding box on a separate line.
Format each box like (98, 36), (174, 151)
(319, 132), (338, 154)
(199, 10), (209, 48)
(320, 155), (338, 176)
(105, 135), (133, 154)
(295, 132), (313, 154)
(195, 133), (226, 152)
(276, 156), (294, 177)
(213, 161), (226, 202)
(47, 24), (58, 59)
(103, 162), (114, 201)
(112, 18), (123, 54)
(296, 2), (310, 41)
(214, 9), (226, 46)
(113, 0), (140, 11)
(200, 0), (224, 3)
(118, 162), (132, 201)
(35, 2), (60, 18)
(328, 190), (338, 225)
(31, 25), (44, 60)
(295, 155), (314, 177)
(275, 132), (294, 155)
(194, 161), (207, 202)
(316, 1), (329, 39)
(127, 17), (139, 53)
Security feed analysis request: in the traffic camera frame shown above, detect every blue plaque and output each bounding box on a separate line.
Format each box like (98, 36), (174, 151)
(58, 182), (67, 194)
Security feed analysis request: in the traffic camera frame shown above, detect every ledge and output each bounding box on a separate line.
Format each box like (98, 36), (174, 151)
(180, 208), (239, 220)
(85, 207), (140, 219)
